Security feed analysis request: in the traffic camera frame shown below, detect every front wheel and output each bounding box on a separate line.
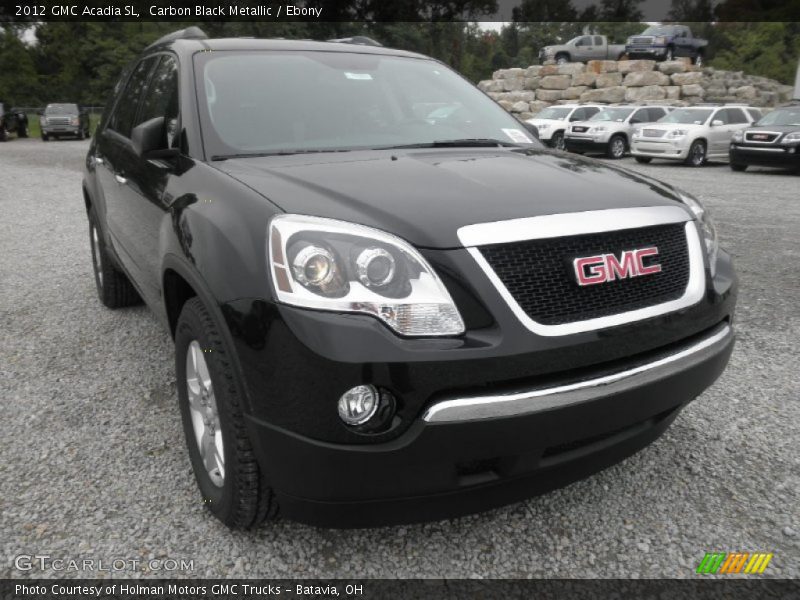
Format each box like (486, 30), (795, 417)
(730, 163), (747, 172)
(693, 53), (704, 67)
(551, 131), (566, 151)
(665, 47), (675, 61)
(176, 297), (277, 529)
(607, 134), (627, 159)
(685, 140), (707, 167)
(41, 133), (49, 141)
(555, 53), (569, 65)
(635, 156), (652, 164)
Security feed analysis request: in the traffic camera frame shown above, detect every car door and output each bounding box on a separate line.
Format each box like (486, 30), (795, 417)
(101, 56), (158, 277)
(574, 36), (593, 61)
(708, 109), (735, 155)
(113, 53), (181, 304)
(723, 108), (751, 152)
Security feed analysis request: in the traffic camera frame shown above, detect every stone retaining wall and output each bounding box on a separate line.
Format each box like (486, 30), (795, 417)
(478, 59), (795, 120)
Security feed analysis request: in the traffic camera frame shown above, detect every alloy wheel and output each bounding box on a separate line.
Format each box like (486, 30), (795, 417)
(186, 340), (225, 487)
(611, 137), (626, 158)
(691, 143), (706, 166)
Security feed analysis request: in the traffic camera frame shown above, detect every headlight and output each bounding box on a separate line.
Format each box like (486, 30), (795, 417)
(732, 130), (744, 143)
(632, 127), (642, 137)
(655, 36), (668, 44)
(590, 126), (606, 133)
(667, 129), (687, 139)
(268, 214), (465, 337)
(679, 192), (718, 276)
(537, 123), (550, 130)
(783, 131), (800, 143)
(70, 117), (79, 126)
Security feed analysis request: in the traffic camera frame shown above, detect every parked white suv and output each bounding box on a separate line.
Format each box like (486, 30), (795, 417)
(564, 105), (673, 159)
(525, 104), (603, 150)
(631, 105), (763, 167)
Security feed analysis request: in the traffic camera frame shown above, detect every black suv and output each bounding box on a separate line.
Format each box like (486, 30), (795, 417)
(83, 29), (737, 528)
(729, 103), (800, 172)
(0, 101), (28, 140)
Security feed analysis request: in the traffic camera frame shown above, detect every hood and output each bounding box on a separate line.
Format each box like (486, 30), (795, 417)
(526, 118), (568, 127)
(216, 148), (687, 249)
(648, 122), (708, 131)
(744, 124), (800, 134)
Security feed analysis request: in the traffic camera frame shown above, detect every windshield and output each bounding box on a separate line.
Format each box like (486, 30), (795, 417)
(659, 109), (712, 125)
(535, 107), (572, 120)
(590, 108), (634, 122)
(45, 103), (78, 114)
(196, 51), (541, 157)
(642, 26), (676, 36)
(756, 107), (800, 127)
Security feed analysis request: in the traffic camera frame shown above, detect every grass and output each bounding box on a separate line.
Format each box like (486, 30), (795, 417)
(24, 112), (102, 138)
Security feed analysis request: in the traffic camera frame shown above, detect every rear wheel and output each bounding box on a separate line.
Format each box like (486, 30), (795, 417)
(730, 163), (747, 172)
(635, 156), (652, 164)
(685, 140), (707, 167)
(88, 209), (141, 308)
(607, 134), (627, 159)
(176, 297), (277, 528)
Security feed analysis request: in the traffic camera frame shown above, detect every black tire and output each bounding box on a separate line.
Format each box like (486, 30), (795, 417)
(685, 140), (707, 167)
(607, 134), (627, 159)
(635, 156), (652, 164)
(0, 128), (7, 142)
(551, 130), (566, 151)
(693, 53), (704, 67)
(41, 133), (49, 141)
(730, 163), (747, 172)
(555, 53), (570, 65)
(18, 125), (28, 138)
(175, 297), (277, 529)
(88, 209), (141, 308)
(77, 129), (84, 140)
(665, 46), (675, 61)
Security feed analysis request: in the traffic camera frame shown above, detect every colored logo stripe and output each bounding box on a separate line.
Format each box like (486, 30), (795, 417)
(697, 552), (773, 574)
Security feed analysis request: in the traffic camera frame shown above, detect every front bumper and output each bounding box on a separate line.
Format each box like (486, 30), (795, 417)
(246, 322), (734, 527)
(223, 241), (737, 526)
(564, 135), (609, 153)
(730, 144), (800, 168)
(631, 138), (690, 160)
(626, 46), (668, 59)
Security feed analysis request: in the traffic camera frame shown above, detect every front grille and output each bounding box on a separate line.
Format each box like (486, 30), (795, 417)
(643, 129), (666, 138)
(46, 117), (71, 125)
(572, 126), (589, 133)
(744, 131), (779, 143)
(479, 223), (690, 326)
(630, 36), (654, 45)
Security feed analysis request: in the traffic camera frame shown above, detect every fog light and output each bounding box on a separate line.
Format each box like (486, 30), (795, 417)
(338, 385), (379, 426)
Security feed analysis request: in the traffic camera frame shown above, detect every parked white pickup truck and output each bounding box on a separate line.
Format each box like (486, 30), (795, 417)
(539, 35), (626, 65)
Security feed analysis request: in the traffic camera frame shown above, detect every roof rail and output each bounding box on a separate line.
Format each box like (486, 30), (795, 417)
(328, 36), (383, 47)
(145, 27), (208, 50)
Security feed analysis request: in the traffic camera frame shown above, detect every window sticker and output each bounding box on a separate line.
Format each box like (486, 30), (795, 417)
(502, 128), (532, 143)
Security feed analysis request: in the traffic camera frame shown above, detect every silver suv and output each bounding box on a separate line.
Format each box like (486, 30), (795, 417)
(631, 105), (762, 167)
(525, 104), (603, 150)
(564, 105), (673, 159)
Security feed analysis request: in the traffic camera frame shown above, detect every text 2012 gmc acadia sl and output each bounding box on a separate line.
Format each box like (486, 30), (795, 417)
(82, 29), (737, 528)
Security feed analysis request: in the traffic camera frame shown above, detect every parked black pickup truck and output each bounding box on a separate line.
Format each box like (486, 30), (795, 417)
(83, 28), (736, 528)
(0, 101), (29, 141)
(626, 25), (708, 65)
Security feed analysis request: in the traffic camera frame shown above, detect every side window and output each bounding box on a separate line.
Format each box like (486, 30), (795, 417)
(109, 57), (157, 138)
(584, 106), (600, 119)
(713, 109), (730, 125)
(594, 36), (604, 46)
(746, 108), (762, 122)
(727, 108), (747, 124)
(631, 109), (649, 123)
(649, 108), (666, 121)
(576, 36), (591, 46)
(138, 55), (180, 147)
(570, 108), (585, 121)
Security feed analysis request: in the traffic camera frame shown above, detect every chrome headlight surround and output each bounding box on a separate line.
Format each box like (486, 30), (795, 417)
(679, 192), (718, 276)
(268, 215), (465, 337)
(782, 131), (800, 143)
(666, 129), (687, 139)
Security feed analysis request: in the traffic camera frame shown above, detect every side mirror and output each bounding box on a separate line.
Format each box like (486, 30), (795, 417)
(131, 116), (178, 159)
(711, 119), (724, 127)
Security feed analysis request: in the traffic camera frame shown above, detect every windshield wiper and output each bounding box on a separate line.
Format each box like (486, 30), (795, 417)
(377, 138), (523, 150)
(211, 149), (353, 161)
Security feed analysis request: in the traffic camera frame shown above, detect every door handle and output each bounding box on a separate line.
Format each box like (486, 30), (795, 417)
(115, 174), (127, 185)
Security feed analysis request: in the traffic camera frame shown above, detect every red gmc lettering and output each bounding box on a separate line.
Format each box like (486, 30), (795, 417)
(574, 247), (661, 286)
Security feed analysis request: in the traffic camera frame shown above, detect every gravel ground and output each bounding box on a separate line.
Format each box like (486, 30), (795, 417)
(1, 138), (798, 579)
